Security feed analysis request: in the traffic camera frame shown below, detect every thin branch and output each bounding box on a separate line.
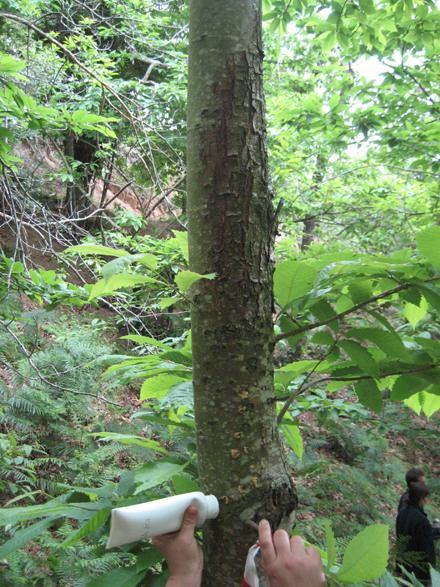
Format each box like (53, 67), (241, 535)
(274, 276), (440, 343)
(276, 362), (439, 406)
(0, 318), (123, 407)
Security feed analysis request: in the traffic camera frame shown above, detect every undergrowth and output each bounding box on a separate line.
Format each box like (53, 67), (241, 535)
(1, 292), (439, 585)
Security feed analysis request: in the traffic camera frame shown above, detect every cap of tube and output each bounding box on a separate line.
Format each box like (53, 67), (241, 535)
(206, 494), (220, 519)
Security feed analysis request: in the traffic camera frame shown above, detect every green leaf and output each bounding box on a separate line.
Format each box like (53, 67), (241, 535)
(390, 375), (428, 401)
(172, 475), (200, 495)
(379, 570), (400, 587)
(159, 297), (179, 310)
(349, 281), (373, 304)
(0, 516), (61, 558)
(136, 547), (164, 573)
(274, 261), (318, 307)
(322, 32), (337, 52)
(120, 335), (174, 351)
(309, 299), (339, 333)
(64, 245), (129, 257)
(88, 274), (158, 300)
(86, 565), (144, 587)
(89, 432), (167, 453)
(134, 460), (189, 494)
(0, 502), (96, 525)
(160, 351), (192, 366)
(281, 422), (303, 460)
(61, 507), (112, 547)
(140, 375), (189, 400)
(311, 331), (334, 346)
(172, 230), (189, 262)
(101, 254), (156, 281)
(336, 525), (389, 583)
(355, 379), (383, 413)
(347, 328), (409, 360)
(417, 226), (440, 271)
(419, 284), (440, 312)
(278, 360), (320, 376)
(118, 471), (136, 497)
(405, 391), (440, 419)
(325, 520), (336, 569)
(174, 270), (216, 293)
(339, 340), (380, 379)
(404, 296), (428, 328)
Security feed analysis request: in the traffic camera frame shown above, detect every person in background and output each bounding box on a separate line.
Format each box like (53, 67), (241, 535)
(396, 482), (436, 584)
(152, 506), (327, 587)
(398, 468), (426, 512)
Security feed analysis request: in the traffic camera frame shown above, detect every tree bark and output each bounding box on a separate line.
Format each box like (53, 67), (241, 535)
(187, 2), (297, 586)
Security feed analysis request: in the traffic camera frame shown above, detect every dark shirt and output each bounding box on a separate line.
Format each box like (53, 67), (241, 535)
(396, 503), (436, 583)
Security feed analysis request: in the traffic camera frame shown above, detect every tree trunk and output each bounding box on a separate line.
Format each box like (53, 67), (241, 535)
(187, 2), (297, 586)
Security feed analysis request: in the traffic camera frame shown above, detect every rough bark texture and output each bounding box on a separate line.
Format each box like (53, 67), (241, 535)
(187, 2), (297, 586)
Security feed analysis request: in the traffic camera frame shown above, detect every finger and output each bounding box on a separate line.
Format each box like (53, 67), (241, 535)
(180, 506), (199, 533)
(305, 544), (324, 563)
(258, 560), (272, 587)
(272, 529), (291, 554)
(259, 520), (276, 566)
(289, 534), (306, 554)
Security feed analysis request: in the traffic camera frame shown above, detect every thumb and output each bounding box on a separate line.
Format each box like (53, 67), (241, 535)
(182, 505), (199, 529)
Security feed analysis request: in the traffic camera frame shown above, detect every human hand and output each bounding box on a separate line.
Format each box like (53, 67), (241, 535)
(258, 519), (327, 587)
(152, 506), (203, 587)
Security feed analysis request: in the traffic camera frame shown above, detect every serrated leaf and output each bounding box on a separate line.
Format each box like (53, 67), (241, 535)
(390, 375), (428, 401)
(0, 516), (61, 558)
(101, 254), (156, 281)
(88, 274), (157, 300)
(89, 432), (167, 453)
(172, 475), (200, 495)
(172, 230), (189, 262)
(131, 413), (194, 430)
(325, 520), (336, 569)
(134, 460), (188, 494)
(349, 280), (373, 304)
(405, 391), (440, 419)
(65, 245), (129, 257)
(281, 422), (303, 460)
(419, 284), (440, 312)
(347, 327), (408, 360)
(160, 351), (192, 366)
(140, 375), (189, 400)
(355, 379), (383, 413)
(310, 298), (339, 333)
(336, 525), (388, 583)
(274, 261), (318, 307)
(404, 296), (428, 328)
(417, 226), (440, 271)
(159, 297), (179, 310)
(311, 331), (334, 346)
(62, 507), (112, 547)
(120, 335), (174, 351)
(118, 471), (136, 497)
(339, 340), (380, 379)
(136, 547), (164, 573)
(399, 288), (422, 307)
(174, 270), (216, 292)
(86, 565), (144, 587)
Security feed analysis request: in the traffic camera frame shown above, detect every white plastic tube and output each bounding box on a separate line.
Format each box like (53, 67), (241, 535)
(106, 491), (219, 549)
